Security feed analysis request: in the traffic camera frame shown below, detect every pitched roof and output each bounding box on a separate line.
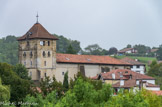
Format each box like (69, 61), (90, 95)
(56, 53), (131, 65)
(18, 23), (58, 41)
(150, 49), (158, 53)
(92, 69), (154, 80)
(112, 79), (137, 88)
(120, 57), (145, 65)
(118, 48), (134, 53)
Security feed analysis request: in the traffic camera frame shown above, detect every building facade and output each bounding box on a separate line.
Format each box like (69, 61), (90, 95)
(18, 22), (131, 83)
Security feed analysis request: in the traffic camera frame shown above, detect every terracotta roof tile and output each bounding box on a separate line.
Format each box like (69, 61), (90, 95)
(56, 53), (131, 65)
(112, 79), (137, 88)
(92, 69), (154, 80)
(18, 23), (58, 41)
(152, 91), (162, 96)
(120, 57), (145, 65)
(118, 48), (134, 53)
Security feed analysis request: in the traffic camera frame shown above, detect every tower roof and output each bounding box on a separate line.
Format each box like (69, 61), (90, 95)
(17, 23), (58, 41)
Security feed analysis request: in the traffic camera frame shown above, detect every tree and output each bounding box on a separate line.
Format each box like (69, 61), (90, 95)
(83, 44), (103, 55)
(0, 77), (10, 102)
(66, 44), (77, 54)
(0, 63), (31, 103)
(108, 47), (118, 55)
(133, 44), (151, 54)
(63, 72), (69, 91)
(12, 64), (31, 80)
(157, 45), (162, 60)
(127, 44), (132, 48)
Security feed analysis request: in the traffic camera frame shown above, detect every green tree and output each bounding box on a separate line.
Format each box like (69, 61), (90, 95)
(0, 77), (10, 102)
(83, 44), (103, 55)
(63, 72), (69, 91)
(157, 45), (162, 60)
(12, 64), (31, 80)
(66, 44), (76, 54)
(127, 44), (132, 48)
(108, 47), (118, 55)
(0, 63), (31, 103)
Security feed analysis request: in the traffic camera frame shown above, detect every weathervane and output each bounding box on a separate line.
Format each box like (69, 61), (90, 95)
(36, 12), (39, 23)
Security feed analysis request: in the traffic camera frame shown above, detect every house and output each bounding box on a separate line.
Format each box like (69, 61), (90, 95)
(118, 48), (137, 55)
(17, 21), (131, 83)
(120, 57), (145, 74)
(92, 69), (160, 92)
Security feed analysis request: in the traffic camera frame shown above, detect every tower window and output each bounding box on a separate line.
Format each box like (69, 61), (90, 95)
(30, 51), (33, 58)
(62, 72), (64, 75)
(43, 51), (46, 57)
(23, 52), (26, 57)
(44, 73), (47, 77)
(30, 61), (32, 66)
(24, 61), (26, 66)
(48, 41), (50, 46)
(44, 61), (46, 66)
(27, 41), (29, 46)
(43, 41), (45, 46)
(48, 51), (50, 57)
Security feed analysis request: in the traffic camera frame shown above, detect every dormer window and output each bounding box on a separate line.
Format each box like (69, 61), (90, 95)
(43, 41), (45, 46)
(30, 51), (33, 58)
(48, 51), (50, 57)
(23, 52), (26, 57)
(43, 51), (46, 57)
(48, 41), (50, 46)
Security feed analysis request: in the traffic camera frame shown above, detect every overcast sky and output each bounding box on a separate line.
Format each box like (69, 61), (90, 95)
(0, 0), (162, 50)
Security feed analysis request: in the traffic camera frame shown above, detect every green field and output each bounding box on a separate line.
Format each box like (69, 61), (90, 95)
(114, 55), (157, 72)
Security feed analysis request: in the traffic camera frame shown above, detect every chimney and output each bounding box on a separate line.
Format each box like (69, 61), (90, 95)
(120, 80), (124, 86)
(112, 73), (115, 79)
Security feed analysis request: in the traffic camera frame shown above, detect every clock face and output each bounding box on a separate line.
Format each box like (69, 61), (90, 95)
(40, 41), (43, 45)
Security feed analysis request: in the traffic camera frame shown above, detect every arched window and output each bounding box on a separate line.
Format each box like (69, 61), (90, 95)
(48, 41), (50, 46)
(48, 51), (50, 57)
(44, 61), (46, 66)
(30, 51), (33, 58)
(43, 51), (46, 57)
(23, 52), (26, 57)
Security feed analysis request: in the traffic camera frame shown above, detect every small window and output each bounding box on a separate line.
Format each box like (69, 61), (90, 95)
(23, 52), (26, 57)
(43, 41), (45, 46)
(48, 51), (50, 57)
(27, 41), (29, 46)
(30, 51), (33, 58)
(30, 72), (32, 77)
(24, 61), (26, 66)
(62, 72), (64, 75)
(136, 65), (140, 68)
(48, 41), (50, 46)
(44, 73), (47, 77)
(43, 51), (46, 57)
(30, 61), (32, 66)
(44, 61), (46, 66)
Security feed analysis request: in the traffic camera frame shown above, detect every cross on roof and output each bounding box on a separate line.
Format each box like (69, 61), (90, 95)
(36, 12), (39, 23)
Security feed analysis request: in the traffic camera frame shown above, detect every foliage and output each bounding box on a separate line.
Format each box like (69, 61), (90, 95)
(133, 44), (151, 54)
(83, 44), (103, 55)
(157, 45), (162, 60)
(0, 36), (18, 65)
(108, 47), (118, 55)
(66, 44), (77, 54)
(12, 64), (31, 80)
(40, 76), (64, 97)
(0, 77), (10, 102)
(127, 44), (132, 48)
(54, 34), (81, 53)
(63, 72), (69, 91)
(0, 63), (31, 103)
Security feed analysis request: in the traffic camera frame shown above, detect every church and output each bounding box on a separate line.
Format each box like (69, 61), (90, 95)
(17, 21), (131, 83)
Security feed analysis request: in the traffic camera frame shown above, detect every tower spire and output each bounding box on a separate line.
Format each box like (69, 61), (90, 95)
(36, 12), (39, 23)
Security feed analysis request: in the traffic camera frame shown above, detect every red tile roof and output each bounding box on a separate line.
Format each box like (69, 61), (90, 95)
(120, 57), (145, 65)
(118, 48), (134, 53)
(18, 23), (58, 41)
(56, 53), (131, 65)
(152, 91), (162, 96)
(92, 69), (154, 80)
(112, 79), (137, 88)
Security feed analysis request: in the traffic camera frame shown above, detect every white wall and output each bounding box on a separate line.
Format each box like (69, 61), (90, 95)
(131, 65), (145, 74)
(142, 80), (155, 84)
(145, 87), (160, 91)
